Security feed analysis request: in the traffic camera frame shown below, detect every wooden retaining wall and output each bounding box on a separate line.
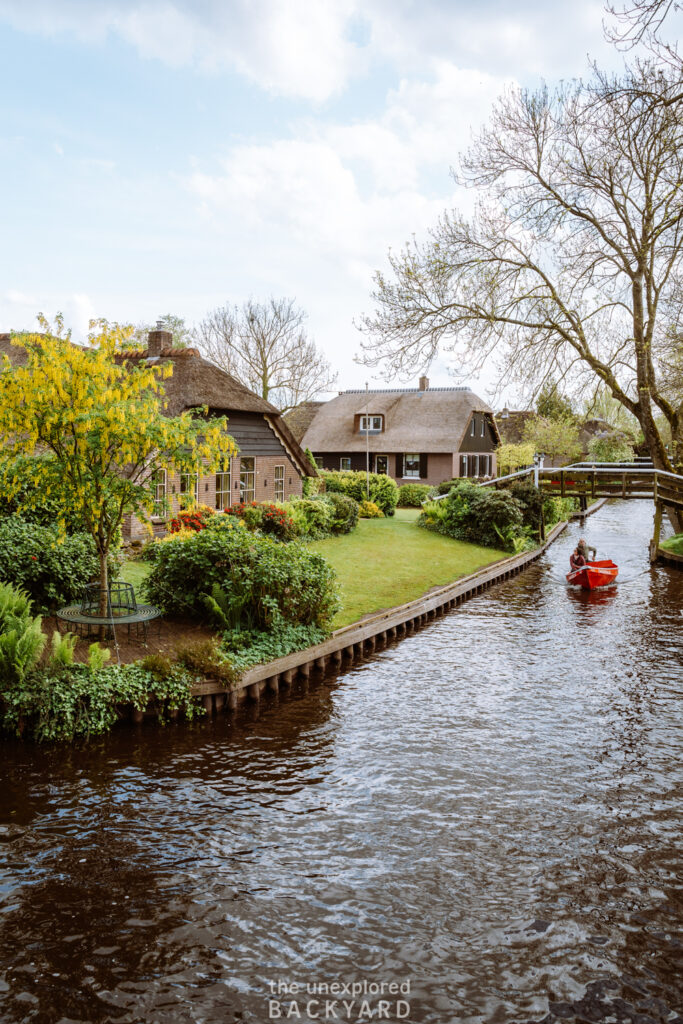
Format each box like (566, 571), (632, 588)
(189, 519), (569, 716)
(655, 546), (683, 569)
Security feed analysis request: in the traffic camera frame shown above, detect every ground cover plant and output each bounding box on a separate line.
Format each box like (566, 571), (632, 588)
(660, 533), (683, 555)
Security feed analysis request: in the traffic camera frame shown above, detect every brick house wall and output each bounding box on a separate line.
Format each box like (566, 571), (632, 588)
(124, 452), (304, 542)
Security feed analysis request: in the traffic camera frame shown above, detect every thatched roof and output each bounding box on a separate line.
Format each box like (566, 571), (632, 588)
(302, 386), (497, 453)
(0, 333), (29, 366)
(283, 401), (325, 443)
(496, 409), (535, 444)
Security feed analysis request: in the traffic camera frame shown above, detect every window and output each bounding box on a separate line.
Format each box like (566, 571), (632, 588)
(240, 457), (255, 503)
(151, 468), (167, 517)
(481, 417), (486, 437)
(404, 453), (420, 478)
(375, 455), (388, 475)
(359, 415), (383, 432)
(340, 457), (351, 471)
(215, 463), (231, 510)
(460, 455), (468, 477)
(274, 465), (285, 502)
(470, 417), (476, 436)
(179, 472), (199, 510)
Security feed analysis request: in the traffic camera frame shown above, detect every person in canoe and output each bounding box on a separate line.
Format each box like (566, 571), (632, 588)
(570, 537), (597, 570)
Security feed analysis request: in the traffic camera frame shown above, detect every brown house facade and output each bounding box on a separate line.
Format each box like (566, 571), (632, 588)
(299, 379), (499, 486)
(0, 328), (316, 542)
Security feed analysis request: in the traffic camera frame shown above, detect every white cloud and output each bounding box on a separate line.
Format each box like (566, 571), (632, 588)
(0, 0), (620, 101)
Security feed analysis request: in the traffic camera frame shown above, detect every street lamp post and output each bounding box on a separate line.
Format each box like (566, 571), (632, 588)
(365, 381), (370, 500)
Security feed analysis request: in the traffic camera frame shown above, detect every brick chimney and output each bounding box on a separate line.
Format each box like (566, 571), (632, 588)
(147, 320), (172, 357)
(419, 375), (429, 391)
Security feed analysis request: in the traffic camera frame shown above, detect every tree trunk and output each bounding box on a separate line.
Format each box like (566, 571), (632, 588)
(98, 547), (109, 640)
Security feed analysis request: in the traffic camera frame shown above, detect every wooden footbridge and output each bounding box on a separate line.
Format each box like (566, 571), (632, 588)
(485, 462), (683, 560)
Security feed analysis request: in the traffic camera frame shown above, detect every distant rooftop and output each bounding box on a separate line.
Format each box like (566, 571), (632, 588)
(342, 386), (472, 394)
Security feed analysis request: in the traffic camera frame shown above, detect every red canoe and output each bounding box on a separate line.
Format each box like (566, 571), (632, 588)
(566, 559), (619, 590)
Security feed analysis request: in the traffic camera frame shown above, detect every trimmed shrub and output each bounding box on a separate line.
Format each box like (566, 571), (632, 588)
(321, 470), (398, 516)
(435, 478), (461, 496)
(359, 500), (384, 518)
(287, 497), (333, 538)
(397, 483), (434, 507)
(0, 517), (110, 610)
(323, 492), (359, 534)
(419, 481), (523, 550)
(143, 528), (339, 629)
(509, 479), (544, 530)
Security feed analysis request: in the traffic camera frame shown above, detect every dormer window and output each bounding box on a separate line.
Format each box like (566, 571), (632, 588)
(470, 417), (476, 436)
(360, 415), (383, 433)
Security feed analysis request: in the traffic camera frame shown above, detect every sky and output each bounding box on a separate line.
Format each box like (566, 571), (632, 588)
(0, 0), (632, 405)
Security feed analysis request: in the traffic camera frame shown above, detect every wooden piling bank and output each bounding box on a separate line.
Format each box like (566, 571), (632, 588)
(186, 519), (570, 717)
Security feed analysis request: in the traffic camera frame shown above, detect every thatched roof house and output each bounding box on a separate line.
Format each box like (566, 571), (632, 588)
(301, 378), (500, 484)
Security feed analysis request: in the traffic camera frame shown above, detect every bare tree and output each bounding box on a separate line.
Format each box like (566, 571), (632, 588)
(606, 0), (680, 47)
(194, 297), (337, 412)
(359, 63), (683, 521)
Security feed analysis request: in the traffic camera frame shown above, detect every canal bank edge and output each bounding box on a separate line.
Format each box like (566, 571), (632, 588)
(187, 518), (571, 715)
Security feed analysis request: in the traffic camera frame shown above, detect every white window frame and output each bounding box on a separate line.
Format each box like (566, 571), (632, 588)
(179, 471), (199, 510)
(460, 455), (468, 477)
(151, 468), (167, 517)
(404, 453), (420, 479)
(340, 457), (352, 471)
(480, 418), (486, 437)
(240, 457), (255, 503)
(470, 418), (476, 436)
(360, 415), (383, 432)
(274, 464), (285, 502)
(215, 464), (232, 510)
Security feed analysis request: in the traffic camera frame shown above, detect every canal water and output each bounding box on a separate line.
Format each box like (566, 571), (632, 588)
(1, 501), (681, 1024)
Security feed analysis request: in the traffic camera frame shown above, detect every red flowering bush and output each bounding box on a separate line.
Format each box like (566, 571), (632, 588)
(226, 501), (293, 540)
(170, 505), (215, 534)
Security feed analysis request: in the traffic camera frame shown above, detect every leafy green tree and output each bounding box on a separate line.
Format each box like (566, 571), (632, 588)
(523, 416), (582, 464)
(536, 383), (575, 421)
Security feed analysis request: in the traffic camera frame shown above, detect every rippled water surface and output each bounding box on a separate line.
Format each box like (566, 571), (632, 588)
(1, 501), (681, 1023)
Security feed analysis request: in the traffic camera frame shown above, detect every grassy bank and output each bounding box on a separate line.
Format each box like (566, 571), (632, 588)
(120, 511), (507, 630)
(310, 509), (506, 628)
(661, 532), (683, 555)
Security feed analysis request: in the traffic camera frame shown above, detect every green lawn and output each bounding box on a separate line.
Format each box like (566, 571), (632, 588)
(118, 511), (507, 630)
(119, 558), (150, 599)
(311, 508), (507, 628)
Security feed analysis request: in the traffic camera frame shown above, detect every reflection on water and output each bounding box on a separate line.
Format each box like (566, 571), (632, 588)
(1, 501), (681, 1023)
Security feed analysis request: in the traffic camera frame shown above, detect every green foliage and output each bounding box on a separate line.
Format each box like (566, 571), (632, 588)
(522, 415), (582, 463)
(543, 496), (578, 528)
(397, 483), (434, 507)
(418, 481), (524, 550)
(221, 623), (328, 673)
(0, 517), (117, 611)
(286, 497), (333, 538)
(661, 532), (683, 554)
(174, 638), (236, 686)
(88, 642), (111, 671)
(0, 456), (86, 533)
(143, 528), (339, 629)
(50, 630), (77, 667)
(587, 435), (635, 463)
(435, 478), (461, 496)
(0, 661), (201, 742)
(321, 492), (359, 534)
(509, 479), (544, 530)
(0, 582), (46, 684)
(496, 443), (535, 475)
(359, 500), (384, 518)
(536, 382), (575, 421)
(321, 469), (398, 516)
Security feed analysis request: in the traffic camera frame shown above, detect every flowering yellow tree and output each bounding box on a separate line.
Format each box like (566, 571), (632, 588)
(0, 316), (237, 610)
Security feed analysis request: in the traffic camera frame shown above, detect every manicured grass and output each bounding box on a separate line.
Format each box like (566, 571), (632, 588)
(661, 532), (683, 555)
(119, 559), (150, 599)
(310, 508), (507, 628)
